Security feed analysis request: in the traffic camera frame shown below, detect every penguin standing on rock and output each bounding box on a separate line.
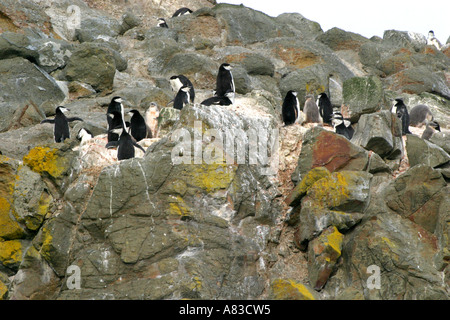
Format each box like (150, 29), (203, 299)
(215, 63), (235, 103)
(427, 30), (442, 50)
(169, 75), (195, 103)
(173, 86), (192, 110)
(127, 109), (148, 142)
(317, 93), (333, 125)
(331, 112), (354, 140)
(421, 120), (441, 140)
(393, 98), (411, 135)
(41, 106), (83, 143)
(108, 125), (146, 160)
(303, 95), (322, 124)
(107, 97), (126, 143)
(282, 90), (301, 126)
(144, 102), (159, 139)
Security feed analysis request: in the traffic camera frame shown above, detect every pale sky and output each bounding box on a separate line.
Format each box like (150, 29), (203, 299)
(217, 0), (449, 42)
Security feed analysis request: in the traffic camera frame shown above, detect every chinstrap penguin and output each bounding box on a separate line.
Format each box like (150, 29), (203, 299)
(394, 98), (411, 135)
(108, 125), (146, 161)
(421, 120), (441, 140)
(317, 93), (333, 125)
(107, 96), (126, 143)
(331, 112), (354, 140)
(157, 18), (168, 28)
(215, 63), (235, 103)
(172, 7), (193, 17)
(76, 127), (93, 143)
(173, 86), (191, 110)
(427, 30), (442, 50)
(41, 106), (83, 143)
(282, 90), (301, 126)
(201, 90), (234, 106)
(169, 75), (195, 103)
(127, 109), (148, 142)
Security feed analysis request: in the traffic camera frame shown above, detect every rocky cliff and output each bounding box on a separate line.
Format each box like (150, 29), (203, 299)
(0, 0), (449, 300)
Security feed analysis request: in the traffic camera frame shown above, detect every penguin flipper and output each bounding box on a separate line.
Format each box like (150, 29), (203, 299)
(41, 119), (55, 124)
(133, 141), (146, 153)
(67, 117), (84, 122)
(105, 141), (119, 149)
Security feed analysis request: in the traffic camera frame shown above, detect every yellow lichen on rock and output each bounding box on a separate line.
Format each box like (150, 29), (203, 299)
(324, 226), (344, 256)
(39, 225), (54, 262)
(22, 147), (68, 179)
(270, 279), (318, 300)
(0, 280), (7, 300)
(186, 164), (236, 193)
(0, 239), (23, 268)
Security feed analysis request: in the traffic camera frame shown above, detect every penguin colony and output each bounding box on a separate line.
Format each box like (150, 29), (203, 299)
(39, 6), (445, 162)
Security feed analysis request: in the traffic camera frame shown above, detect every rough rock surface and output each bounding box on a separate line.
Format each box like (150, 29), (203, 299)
(0, 0), (449, 301)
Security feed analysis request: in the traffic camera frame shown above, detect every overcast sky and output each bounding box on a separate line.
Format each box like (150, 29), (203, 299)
(217, 0), (449, 42)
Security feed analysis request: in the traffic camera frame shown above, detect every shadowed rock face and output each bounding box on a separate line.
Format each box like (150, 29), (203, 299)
(0, 0), (449, 301)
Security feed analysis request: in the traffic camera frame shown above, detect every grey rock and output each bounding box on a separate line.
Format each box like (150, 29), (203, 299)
(0, 57), (66, 133)
(383, 29), (427, 52)
(64, 43), (117, 94)
(316, 27), (369, 51)
(274, 13), (323, 40)
(342, 75), (386, 122)
(351, 110), (404, 159)
(406, 134), (450, 168)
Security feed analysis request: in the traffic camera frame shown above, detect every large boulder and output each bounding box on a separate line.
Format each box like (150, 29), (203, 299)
(384, 165), (447, 234)
(406, 134), (450, 168)
(316, 27), (369, 51)
(64, 43), (117, 94)
(291, 126), (370, 183)
(0, 57), (66, 133)
(351, 110), (404, 159)
(327, 213), (448, 300)
(342, 75), (386, 122)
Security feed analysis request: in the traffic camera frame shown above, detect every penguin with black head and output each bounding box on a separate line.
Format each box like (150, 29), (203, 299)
(281, 90), (301, 126)
(107, 96), (126, 143)
(331, 112), (354, 140)
(394, 98), (411, 135)
(127, 109), (147, 142)
(41, 106), (84, 143)
(173, 86), (192, 110)
(169, 75), (195, 103)
(201, 90), (234, 106)
(215, 63), (235, 103)
(317, 93), (333, 125)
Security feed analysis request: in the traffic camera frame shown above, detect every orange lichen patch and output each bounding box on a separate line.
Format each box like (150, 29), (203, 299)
(224, 52), (249, 64)
(312, 131), (352, 173)
(274, 47), (323, 69)
(183, 15), (221, 40)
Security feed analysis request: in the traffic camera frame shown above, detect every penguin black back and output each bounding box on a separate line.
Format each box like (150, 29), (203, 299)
(331, 112), (354, 140)
(215, 63), (235, 99)
(173, 86), (191, 110)
(110, 126), (145, 161)
(317, 93), (333, 125)
(107, 97), (125, 142)
(394, 99), (411, 135)
(41, 106), (83, 143)
(172, 7), (193, 17)
(282, 90), (300, 126)
(128, 109), (147, 142)
(170, 75), (195, 103)
(201, 91), (234, 106)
